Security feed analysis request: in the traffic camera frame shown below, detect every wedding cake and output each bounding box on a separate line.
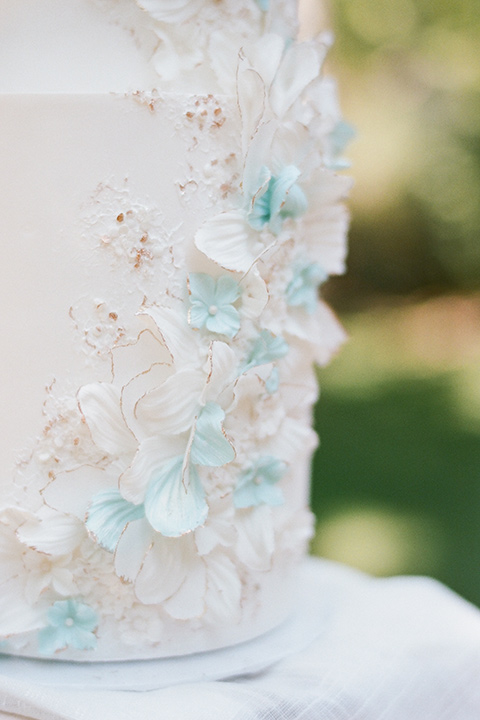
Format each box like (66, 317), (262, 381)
(0, 0), (351, 660)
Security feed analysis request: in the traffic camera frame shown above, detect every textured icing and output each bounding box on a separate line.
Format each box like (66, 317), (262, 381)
(0, 0), (351, 660)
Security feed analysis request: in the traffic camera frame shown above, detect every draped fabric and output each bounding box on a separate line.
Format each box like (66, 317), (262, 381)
(1, 559), (480, 720)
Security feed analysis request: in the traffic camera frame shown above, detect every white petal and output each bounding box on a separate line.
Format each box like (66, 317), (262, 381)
(235, 506), (275, 572)
(0, 508), (28, 582)
(141, 305), (198, 366)
(134, 535), (192, 605)
(135, 0), (202, 23)
(286, 301), (347, 367)
(162, 553), (206, 620)
(204, 341), (237, 405)
(301, 203), (350, 275)
(204, 553), (242, 623)
(0, 578), (45, 635)
(270, 42), (322, 118)
(78, 383), (137, 456)
(111, 329), (170, 388)
(264, 416), (318, 464)
(120, 436), (186, 504)
(237, 64), (266, 156)
(121, 362), (173, 440)
(306, 166), (353, 206)
(114, 518), (154, 583)
(240, 266), (269, 319)
(17, 513), (85, 556)
(135, 368), (203, 435)
(51, 568), (78, 597)
(209, 31), (238, 94)
(42, 465), (115, 520)
(195, 210), (261, 272)
(242, 34), (284, 90)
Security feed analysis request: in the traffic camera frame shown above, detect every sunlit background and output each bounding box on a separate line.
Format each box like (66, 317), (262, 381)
(301, 0), (480, 605)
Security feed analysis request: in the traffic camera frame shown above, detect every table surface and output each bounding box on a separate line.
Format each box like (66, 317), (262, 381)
(1, 557), (480, 720)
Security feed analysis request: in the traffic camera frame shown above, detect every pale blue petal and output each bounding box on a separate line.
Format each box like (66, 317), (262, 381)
(269, 166), (301, 219)
(249, 166), (307, 235)
(72, 603), (99, 632)
(205, 304), (241, 338)
(280, 181), (308, 222)
(191, 402), (235, 466)
(145, 457), (208, 537)
(257, 456), (287, 483)
(255, 0), (269, 9)
(248, 166), (273, 230)
(68, 626), (98, 651)
(214, 275), (241, 305)
(286, 262), (327, 314)
(38, 626), (64, 654)
(189, 300), (210, 329)
(243, 330), (289, 371)
(248, 188), (272, 230)
(189, 273), (216, 305)
(86, 489), (145, 553)
(233, 456), (286, 509)
(265, 367), (280, 394)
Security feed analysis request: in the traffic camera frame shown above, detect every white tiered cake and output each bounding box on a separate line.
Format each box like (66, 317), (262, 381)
(0, 0), (351, 660)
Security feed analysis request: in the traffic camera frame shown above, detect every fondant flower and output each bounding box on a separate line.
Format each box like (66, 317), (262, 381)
(0, 507), (84, 640)
(234, 456), (286, 509)
(286, 261), (327, 314)
(136, 0), (203, 24)
(188, 274), (241, 338)
(38, 599), (98, 655)
(248, 165), (308, 235)
(243, 330), (289, 372)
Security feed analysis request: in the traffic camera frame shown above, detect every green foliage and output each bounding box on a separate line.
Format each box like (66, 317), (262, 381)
(330, 0), (480, 294)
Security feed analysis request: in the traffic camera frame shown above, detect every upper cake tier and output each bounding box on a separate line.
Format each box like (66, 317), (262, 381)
(0, 0), (299, 94)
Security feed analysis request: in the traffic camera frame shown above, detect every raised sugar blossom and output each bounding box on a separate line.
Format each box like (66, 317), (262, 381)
(243, 330), (289, 372)
(136, 0), (204, 24)
(188, 274), (241, 338)
(286, 261), (327, 314)
(248, 165), (308, 235)
(38, 599), (98, 655)
(234, 456), (286, 509)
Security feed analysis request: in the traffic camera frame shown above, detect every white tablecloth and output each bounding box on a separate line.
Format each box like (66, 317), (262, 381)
(1, 558), (480, 719)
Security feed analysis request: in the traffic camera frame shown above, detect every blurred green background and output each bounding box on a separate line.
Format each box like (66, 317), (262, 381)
(304, 0), (480, 605)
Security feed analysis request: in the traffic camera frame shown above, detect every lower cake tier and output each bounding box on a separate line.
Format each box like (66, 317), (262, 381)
(0, 90), (336, 659)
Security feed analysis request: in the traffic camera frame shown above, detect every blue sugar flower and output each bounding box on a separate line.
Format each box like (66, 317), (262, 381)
(286, 262), (327, 314)
(255, 0), (269, 9)
(38, 599), (98, 655)
(243, 330), (289, 372)
(248, 166), (308, 235)
(234, 456), (287, 509)
(189, 273), (241, 338)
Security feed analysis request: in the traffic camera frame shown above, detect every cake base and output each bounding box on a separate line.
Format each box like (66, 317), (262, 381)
(0, 558), (330, 691)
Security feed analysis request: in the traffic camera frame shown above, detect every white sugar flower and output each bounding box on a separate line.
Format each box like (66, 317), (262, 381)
(135, 0), (204, 24)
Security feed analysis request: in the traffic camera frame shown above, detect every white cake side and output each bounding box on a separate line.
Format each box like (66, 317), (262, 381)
(0, 0), (351, 660)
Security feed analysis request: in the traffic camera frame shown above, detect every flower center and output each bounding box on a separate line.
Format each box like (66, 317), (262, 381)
(64, 617), (75, 627)
(208, 305), (218, 316)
